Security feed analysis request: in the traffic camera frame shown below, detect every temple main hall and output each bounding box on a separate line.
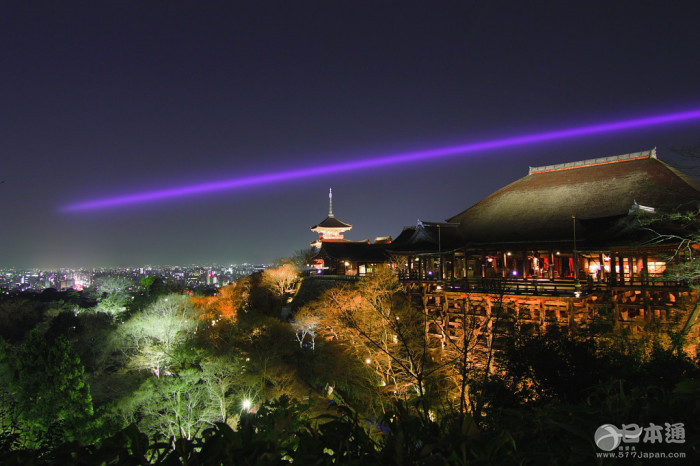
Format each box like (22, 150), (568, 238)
(310, 148), (700, 344)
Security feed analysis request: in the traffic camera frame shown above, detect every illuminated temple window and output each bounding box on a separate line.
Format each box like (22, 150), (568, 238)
(648, 261), (666, 275)
(588, 262), (600, 274)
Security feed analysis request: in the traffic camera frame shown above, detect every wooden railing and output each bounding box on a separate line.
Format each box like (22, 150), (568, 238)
(396, 272), (687, 296)
(305, 273), (359, 281)
(305, 272), (688, 296)
(445, 278), (584, 296)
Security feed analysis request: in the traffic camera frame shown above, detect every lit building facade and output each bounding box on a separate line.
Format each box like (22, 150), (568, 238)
(390, 149), (700, 291)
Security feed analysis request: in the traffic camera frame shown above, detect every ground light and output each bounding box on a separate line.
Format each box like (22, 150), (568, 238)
(241, 399), (252, 411)
(62, 108), (700, 212)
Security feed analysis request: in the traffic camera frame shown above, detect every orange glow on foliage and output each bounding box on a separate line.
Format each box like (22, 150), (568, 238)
(191, 283), (244, 321)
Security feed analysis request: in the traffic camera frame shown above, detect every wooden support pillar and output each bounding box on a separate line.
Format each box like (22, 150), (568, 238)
(441, 292), (448, 349)
(539, 299), (546, 332)
(630, 256), (636, 284)
(642, 254), (649, 286)
(556, 253), (563, 278)
(620, 255), (629, 285)
(617, 255), (624, 285)
(644, 290), (652, 323)
(524, 251), (529, 277)
(424, 288), (432, 344)
(568, 300), (575, 333)
(486, 298), (494, 375)
(549, 249), (555, 280)
(611, 255), (617, 286)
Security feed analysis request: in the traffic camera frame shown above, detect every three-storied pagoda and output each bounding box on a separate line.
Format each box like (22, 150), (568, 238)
(310, 189), (352, 248)
(310, 189), (392, 275)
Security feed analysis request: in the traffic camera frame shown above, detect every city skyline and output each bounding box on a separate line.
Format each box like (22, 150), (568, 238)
(1, 263), (267, 296)
(2, 2), (699, 268)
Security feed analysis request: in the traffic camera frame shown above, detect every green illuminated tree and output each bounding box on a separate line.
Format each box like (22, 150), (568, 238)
(94, 276), (133, 296)
(200, 356), (250, 425)
(141, 275), (157, 295)
(12, 329), (94, 444)
(119, 295), (198, 377)
(119, 369), (216, 440)
(0, 337), (19, 441)
(91, 276), (134, 318)
(0, 298), (45, 343)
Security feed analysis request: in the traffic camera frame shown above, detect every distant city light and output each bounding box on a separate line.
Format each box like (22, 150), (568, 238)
(61, 108), (700, 212)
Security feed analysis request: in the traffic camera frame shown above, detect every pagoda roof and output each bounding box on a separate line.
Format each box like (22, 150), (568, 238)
(446, 149), (700, 247)
(311, 216), (352, 230)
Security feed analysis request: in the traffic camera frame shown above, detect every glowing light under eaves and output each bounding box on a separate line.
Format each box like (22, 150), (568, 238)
(61, 108), (700, 212)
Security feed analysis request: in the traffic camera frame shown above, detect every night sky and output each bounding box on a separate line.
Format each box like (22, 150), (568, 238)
(2, 1), (699, 268)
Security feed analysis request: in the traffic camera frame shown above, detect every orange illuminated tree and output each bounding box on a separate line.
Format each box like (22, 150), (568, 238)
(262, 264), (300, 298)
(192, 281), (249, 323)
(306, 266), (442, 418)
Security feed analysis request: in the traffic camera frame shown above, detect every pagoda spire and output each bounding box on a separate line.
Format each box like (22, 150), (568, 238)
(329, 188), (334, 217)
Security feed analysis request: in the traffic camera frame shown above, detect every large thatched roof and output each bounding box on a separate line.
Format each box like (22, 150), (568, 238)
(446, 149), (700, 247)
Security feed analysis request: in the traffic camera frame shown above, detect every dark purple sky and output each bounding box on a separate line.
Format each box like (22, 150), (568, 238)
(2, 1), (699, 268)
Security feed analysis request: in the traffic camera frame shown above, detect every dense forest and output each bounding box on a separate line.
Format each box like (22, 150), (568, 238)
(1, 262), (698, 464)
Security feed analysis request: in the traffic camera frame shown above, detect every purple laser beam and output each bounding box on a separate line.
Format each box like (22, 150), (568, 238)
(62, 108), (700, 212)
